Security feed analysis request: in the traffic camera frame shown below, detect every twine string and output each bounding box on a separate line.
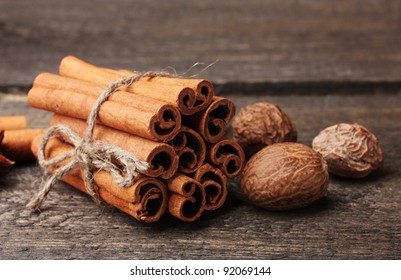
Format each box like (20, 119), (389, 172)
(26, 71), (172, 211)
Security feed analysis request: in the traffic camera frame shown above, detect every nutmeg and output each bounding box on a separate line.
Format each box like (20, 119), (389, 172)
(312, 123), (383, 178)
(232, 102), (297, 158)
(241, 142), (329, 211)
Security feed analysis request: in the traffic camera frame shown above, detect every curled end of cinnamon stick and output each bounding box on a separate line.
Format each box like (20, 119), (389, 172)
(177, 147), (198, 173)
(169, 126), (206, 173)
(193, 163), (227, 211)
(208, 139), (245, 178)
(146, 144), (178, 179)
(167, 174), (205, 222)
(178, 80), (213, 115)
(129, 177), (169, 223)
(186, 97), (235, 143)
(150, 104), (182, 142)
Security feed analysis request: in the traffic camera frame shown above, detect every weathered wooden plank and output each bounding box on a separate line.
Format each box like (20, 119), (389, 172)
(1, 0), (401, 85)
(1, 86), (400, 259)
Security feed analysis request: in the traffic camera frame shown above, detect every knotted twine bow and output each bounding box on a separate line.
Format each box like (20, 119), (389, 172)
(27, 71), (172, 211)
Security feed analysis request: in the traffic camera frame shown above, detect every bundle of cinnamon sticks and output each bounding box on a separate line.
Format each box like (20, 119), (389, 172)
(28, 56), (245, 222)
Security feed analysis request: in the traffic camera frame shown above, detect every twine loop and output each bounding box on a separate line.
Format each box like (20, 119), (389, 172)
(27, 71), (172, 211)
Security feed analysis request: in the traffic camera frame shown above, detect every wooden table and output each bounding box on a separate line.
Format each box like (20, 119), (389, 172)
(0, 0), (400, 259)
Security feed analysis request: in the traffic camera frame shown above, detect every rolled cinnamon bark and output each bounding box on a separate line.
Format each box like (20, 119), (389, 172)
(50, 114), (178, 179)
(31, 136), (168, 223)
(1, 128), (45, 163)
(207, 139), (245, 178)
(169, 126), (206, 173)
(183, 97), (235, 143)
(167, 174), (206, 222)
(61, 174), (167, 223)
(192, 163), (227, 211)
(59, 56), (214, 115)
(28, 86), (181, 142)
(34, 72), (181, 132)
(0, 116), (27, 130)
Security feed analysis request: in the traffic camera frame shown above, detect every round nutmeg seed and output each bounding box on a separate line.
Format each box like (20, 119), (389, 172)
(241, 142), (329, 211)
(232, 102), (297, 159)
(312, 123), (383, 178)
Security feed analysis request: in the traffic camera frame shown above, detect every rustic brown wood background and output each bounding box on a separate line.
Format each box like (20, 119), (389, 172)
(0, 0), (400, 259)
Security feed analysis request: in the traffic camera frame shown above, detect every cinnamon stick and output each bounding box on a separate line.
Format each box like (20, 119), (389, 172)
(50, 114), (179, 179)
(167, 174), (206, 222)
(183, 97), (235, 143)
(207, 139), (245, 178)
(61, 174), (167, 222)
(28, 86), (181, 142)
(192, 163), (227, 211)
(59, 56), (214, 115)
(34, 72), (182, 133)
(0, 116), (27, 130)
(1, 128), (45, 163)
(169, 126), (206, 173)
(31, 136), (168, 222)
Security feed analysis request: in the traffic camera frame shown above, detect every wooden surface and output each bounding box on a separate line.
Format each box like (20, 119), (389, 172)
(1, 85), (400, 259)
(1, 0), (401, 85)
(1, 0), (401, 260)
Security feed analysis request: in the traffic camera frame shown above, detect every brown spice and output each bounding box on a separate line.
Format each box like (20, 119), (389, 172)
(167, 173), (206, 222)
(0, 116), (27, 131)
(31, 135), (168, 222)
(192, 163), (227, 211)
(1, 128), (45, 163)
(28, 86), (181, 142)
(26, 55), (240, 221)
(33, 72), (182, 142)
(232, 102), (297, 158)
(312, 123), (383, 178)
(62, 174), (168, 223)
(207, 139), (245, 178)
(59, 56), (214, 115)
(169, 125), (206, 174)
(241, 142), (329, 211)
(183, 97), (235, 143)
(50, 114), (179, 179)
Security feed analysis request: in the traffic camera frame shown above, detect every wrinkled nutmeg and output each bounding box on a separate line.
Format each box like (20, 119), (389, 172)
(312, 123), (383, 178)
(241, 142), (329, 211)
(232, 102), (297, 158)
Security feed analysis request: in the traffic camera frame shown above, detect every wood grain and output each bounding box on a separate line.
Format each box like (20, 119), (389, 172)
(1, 0), (401, 85)
(1, 85), (400, 259)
